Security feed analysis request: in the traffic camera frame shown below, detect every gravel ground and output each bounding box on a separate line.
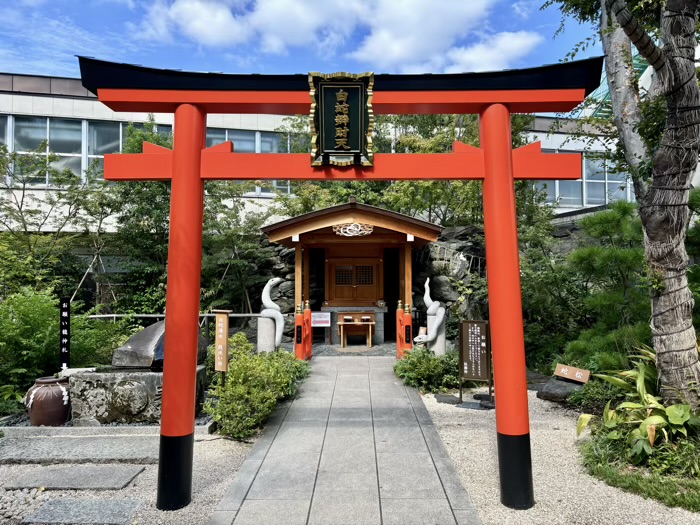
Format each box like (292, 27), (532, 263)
(423, 388), (700, 525)
(0, 432), (250, 525)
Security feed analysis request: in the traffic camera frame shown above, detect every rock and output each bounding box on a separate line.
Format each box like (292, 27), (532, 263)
(112, 321), (207, 369)
(439, 225), (484, 242)
(536, 377), (583, 403)
(69, 366), (207, 425)
(277, 280), (295, 296)
(430, 275), (460, 302)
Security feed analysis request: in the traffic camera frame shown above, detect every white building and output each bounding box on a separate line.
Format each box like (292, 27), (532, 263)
(0, 69), (636, 220)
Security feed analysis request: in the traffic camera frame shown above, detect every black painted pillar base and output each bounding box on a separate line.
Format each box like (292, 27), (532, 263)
(157, 433), (194, 510)
(497, 432), (535, 509)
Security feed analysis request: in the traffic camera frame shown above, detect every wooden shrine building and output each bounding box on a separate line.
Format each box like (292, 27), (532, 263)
(262, 198), (441, 344)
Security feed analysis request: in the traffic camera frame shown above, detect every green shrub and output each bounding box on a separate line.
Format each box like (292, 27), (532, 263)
(578, 345), (700, 470)
(205, 332), (309, 440)
(567, 379), (626, 414)
(0, 398), (24, 417)
(0, 288), (130, 391)
(394, 347), (462, 392)
(562, 322), (651, 373)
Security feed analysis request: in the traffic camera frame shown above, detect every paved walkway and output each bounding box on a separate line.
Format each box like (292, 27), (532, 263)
(209, 356), (481, 525)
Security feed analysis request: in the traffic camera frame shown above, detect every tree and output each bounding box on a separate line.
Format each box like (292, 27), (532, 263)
(0, 144), (88, 297)
(274, 113), (537, 227)
(547, 0), (700, 407)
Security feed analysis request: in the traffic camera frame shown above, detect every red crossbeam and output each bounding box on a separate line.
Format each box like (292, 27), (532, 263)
(104, 140), (581, 182)
(97, 88), (587, 114)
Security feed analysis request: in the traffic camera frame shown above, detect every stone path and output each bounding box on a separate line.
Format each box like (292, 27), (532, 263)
(209, 356), (481, 525)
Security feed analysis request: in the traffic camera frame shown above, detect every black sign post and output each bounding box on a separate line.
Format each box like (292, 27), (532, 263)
(459, 320), (493, 408)
(59, 298), (70, 371)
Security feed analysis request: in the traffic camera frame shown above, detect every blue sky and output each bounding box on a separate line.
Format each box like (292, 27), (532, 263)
(0, 0), (600, 79)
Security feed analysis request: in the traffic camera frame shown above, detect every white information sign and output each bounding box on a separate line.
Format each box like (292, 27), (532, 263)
(311, 312), (331, 327)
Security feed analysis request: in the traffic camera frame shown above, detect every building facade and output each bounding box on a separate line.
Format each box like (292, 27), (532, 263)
(0, 70), (638, 218)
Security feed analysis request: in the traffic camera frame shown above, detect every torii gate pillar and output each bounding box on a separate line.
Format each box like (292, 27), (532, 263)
(157, 103), (206, 510)
(480, 103), (534, 508)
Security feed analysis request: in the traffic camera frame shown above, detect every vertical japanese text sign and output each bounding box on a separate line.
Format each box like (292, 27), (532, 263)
(59, 298), (70, 370)
(460, 320), (491, 381)
(309, 72), (374, 167)
(214, 311), (230, 372)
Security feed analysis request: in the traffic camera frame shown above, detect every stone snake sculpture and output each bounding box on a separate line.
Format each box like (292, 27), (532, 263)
(260, 277), (284, 348)
(413, 277), (445, 344)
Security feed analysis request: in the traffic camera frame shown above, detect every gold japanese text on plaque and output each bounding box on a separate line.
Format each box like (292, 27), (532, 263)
(309, 72), (374, 167)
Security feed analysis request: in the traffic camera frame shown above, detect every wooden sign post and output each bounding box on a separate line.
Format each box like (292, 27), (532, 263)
(459, 320), (493, 407)
(59, 298), (70, 371)
(212, 311), (230, 373)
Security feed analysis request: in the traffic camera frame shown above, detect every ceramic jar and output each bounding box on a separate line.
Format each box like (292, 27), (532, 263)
(26, 376), (71, 426)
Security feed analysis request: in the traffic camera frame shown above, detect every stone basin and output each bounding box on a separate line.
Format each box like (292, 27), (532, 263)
(69, 366), (207, 426)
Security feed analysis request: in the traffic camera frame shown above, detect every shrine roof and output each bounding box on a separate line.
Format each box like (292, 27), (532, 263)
(78, 56), (603, 96)
(262, 200), (442, 247)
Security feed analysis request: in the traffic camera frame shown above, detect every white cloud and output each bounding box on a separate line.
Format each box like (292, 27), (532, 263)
(348, 0), (496, 72)
(101, 0), (137, 8)
(170, 0), (252, 46)
(511, 0), (538, 19)
(445, 31), (544, 73)
(128, 0), (545, 73)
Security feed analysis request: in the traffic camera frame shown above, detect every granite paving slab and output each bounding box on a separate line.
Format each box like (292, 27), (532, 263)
(0, 436), (159, 464)
(4, 465), (145, 490)
(22, 499), (141, 524)
(211, 355), (481, 525)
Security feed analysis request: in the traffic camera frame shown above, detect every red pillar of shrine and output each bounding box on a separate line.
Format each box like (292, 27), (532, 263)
(157, 103), (206, 510)
(480, 103), (534, 509)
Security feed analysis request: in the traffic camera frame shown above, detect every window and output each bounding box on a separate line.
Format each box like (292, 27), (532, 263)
(558, 180), (583, 206)
(260, 132), (290, 194)
(335, 266), (353, 285)
(533, 181), (555, 203)
(206, 128), (226, 148)
(0, 115), (7, 145)
(14, 117), (48, 185)
(14, 116), (47, 151)
(50, 119), (81, 154)
(49, 119), (82, 178)
(355, 265), (374, 286)
(88, 121), (120, 155)
(261, 132), (280, 153)
(535, 151), (633, 208)
(586, 181), (605, 204)
(229, 130), (255, 152)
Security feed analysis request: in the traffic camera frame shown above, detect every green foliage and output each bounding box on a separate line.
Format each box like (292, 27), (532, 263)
(0, 397), (24, 417)
(522, 202), (649, 371)
(567, 379), (627, 414)
(0, 288), (130, 391)
(0, 144), (89, 299)
(580, 452), (700, 512)
(393, 347), (461, 392)
(274, 113), (534, 228)
(205, 333), (309, 440)
(577, 345), (700, 470)
(562, 322), (651, 373)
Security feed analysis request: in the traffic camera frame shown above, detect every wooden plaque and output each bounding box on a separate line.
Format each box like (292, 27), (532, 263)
(459, 320), (490, 381)
(213, 311), (230, 372)
(553, 363), (590, 384)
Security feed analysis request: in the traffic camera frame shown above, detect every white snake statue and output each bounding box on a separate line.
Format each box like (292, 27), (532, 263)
(260, 277), (284, 348)
(414, 277), (446, 344)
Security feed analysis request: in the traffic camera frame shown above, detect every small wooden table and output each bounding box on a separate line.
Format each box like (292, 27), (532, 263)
(337, 312), (376, 347)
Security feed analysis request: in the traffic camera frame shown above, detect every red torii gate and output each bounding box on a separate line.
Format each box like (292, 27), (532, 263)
(79, 56), (603, 512)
